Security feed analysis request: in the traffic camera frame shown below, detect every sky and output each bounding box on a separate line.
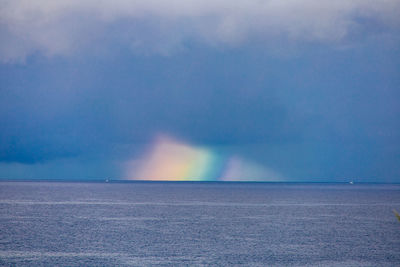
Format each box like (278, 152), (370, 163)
(0, 0), (399, 182)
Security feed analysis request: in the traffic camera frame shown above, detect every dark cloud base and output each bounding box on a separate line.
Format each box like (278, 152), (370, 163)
(0, 44), (399, 181)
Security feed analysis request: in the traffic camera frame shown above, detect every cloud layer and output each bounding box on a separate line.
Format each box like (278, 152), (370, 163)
(1, 0), (400, 61)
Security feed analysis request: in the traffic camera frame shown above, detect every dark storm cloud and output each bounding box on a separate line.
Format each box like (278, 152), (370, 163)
(0, 1), (399, 181)
(1, 44), (399, 181)
(0, 49), (288, 163)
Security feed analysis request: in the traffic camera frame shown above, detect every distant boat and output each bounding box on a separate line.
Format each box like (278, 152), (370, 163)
(349, 181), (354, 185)
(105, 179), (109, 183)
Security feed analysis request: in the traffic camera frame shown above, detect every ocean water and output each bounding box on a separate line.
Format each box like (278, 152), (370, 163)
(0, 182), (399, 266)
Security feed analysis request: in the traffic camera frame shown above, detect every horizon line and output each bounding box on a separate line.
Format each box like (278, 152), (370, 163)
(0, 179), (399, 185)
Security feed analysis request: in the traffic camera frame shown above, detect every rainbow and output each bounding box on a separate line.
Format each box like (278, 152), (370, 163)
(124, 134), (281, 181)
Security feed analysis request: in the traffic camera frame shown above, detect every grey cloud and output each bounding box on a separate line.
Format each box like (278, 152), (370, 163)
(1, 0), (400, 61)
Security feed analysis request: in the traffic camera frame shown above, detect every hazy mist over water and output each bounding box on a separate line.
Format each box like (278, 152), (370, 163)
(1, 182), (400, 266)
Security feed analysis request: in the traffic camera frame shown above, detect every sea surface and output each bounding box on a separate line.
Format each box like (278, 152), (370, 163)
(0, 181), (399, 266)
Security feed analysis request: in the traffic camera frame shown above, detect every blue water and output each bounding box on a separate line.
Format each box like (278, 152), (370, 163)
(0, 182), (399, 266)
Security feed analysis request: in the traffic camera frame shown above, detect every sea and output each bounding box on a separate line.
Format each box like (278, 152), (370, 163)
(0, 181), (399, 266)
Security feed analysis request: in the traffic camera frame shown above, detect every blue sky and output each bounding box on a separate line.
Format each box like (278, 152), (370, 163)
(1, 0), (399, 182)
